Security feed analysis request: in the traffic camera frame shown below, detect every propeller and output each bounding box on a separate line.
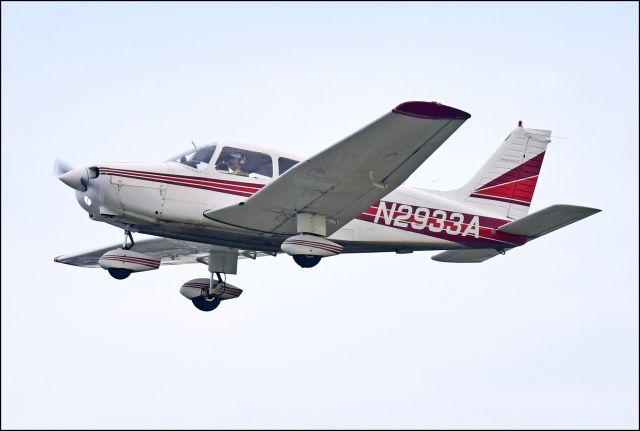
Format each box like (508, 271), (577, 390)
(53, 158), (74, 177)
(54, 158), (99, 192)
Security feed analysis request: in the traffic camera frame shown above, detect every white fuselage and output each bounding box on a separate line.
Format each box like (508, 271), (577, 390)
(76, 143), (527, 254)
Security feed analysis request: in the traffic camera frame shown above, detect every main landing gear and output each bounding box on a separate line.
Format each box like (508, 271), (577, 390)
(292, 255), (322, 268)
(107, 227), (136, 280)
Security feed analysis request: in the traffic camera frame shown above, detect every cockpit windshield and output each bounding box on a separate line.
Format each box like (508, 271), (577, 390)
(166, 144), (217, 171)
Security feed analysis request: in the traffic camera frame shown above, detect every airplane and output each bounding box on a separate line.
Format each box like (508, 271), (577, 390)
(55, 101), (601, 312)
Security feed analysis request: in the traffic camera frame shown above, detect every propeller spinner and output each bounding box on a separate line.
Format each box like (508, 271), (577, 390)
(58, 166), (99, 192)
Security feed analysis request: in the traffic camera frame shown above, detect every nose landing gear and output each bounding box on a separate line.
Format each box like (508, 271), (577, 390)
(180, 250), (242, 312)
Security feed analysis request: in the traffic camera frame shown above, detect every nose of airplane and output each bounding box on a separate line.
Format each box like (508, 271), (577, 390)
(59, 166), (99, 192)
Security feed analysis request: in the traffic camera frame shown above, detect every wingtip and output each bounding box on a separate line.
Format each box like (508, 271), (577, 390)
(393, 101), (471, 120)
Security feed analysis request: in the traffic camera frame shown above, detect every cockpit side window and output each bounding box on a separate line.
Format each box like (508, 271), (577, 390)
(215, 147), (273, 179)
(167, 145), (216, 171)
(278, 157), (299, 175)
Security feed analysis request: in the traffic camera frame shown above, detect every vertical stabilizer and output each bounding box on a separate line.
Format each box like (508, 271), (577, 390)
(447, 124), (551, 220)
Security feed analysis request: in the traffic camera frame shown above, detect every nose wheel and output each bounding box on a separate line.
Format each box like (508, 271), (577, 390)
(192, 295), (221, 312)
(191, 271), (225, 311)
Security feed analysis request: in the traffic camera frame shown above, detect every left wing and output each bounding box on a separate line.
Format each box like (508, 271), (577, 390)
(54, 237), (273, 268)
(204, 101), (470, 236)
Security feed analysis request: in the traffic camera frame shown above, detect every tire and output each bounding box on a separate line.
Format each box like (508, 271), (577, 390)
(293, 255), (321, 268)
(108, 268), (132, 280)
(192, 296), (221, 312)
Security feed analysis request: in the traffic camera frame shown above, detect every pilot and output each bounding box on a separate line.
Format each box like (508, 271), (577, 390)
(225, 152), (248, 176)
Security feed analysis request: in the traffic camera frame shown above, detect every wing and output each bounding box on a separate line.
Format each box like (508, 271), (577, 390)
(54, 237), (274, 268)
(204, 101), (470, 236)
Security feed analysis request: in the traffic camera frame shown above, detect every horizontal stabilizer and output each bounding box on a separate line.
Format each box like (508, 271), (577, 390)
(498, 204), (601, 239)
(431, 248), (504, 263)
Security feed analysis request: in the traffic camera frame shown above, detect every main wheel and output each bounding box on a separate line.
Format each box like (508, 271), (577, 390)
(293, 255), (321, 268)
(108, 268), (132, 280)
(192, 296), (221, 312)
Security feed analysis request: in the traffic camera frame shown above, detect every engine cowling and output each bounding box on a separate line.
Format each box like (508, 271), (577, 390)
(98, 249), (160, 273)
(281, 234), (343, 257)
(179, 278), (243, 301)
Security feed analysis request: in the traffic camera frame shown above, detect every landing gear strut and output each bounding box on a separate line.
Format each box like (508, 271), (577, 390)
(106, 228), (135, 279)
(123, 227), (135, 250)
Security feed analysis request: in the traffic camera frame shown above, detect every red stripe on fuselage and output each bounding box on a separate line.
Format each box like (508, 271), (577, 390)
(99, 168), (265, 189)
(356, 202), (527, 248)
(99, 167), (264, 197)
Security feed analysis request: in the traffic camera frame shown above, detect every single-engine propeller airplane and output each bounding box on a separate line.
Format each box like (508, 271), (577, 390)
(55, 101), (601, 312)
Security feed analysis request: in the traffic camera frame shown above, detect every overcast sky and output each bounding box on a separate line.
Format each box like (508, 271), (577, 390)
(2, 2), (638, 429)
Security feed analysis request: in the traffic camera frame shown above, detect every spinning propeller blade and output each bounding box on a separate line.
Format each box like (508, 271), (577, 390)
(53, 158), (74, 177)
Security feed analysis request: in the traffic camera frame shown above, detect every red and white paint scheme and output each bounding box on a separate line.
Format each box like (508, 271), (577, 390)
(55, 101), (601, 312)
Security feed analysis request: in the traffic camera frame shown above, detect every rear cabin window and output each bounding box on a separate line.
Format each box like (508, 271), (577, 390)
(278, 157), (299, 175)
(214, 147), (273, 179)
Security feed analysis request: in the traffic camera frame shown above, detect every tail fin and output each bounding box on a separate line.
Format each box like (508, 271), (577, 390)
(448, 123), (552, 220)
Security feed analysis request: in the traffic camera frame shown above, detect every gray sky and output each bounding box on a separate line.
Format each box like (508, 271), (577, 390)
(2, 2), (638, 429)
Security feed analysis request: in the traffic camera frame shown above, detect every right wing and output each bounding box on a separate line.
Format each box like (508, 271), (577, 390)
(54, 237), (274, 268)
(204, 101), (470, 236)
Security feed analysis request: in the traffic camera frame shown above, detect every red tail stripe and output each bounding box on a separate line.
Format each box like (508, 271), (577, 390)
(474, 175), (539, 193)
(471, 176), (539, 204)
(475, 151), (546, 191)
(469, 193), (532, 207)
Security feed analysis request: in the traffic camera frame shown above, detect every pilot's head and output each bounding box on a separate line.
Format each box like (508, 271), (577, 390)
(228, 152), (245, 170)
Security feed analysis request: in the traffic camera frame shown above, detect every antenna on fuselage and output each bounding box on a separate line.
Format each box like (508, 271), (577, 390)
(191, 141), (197, 149)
